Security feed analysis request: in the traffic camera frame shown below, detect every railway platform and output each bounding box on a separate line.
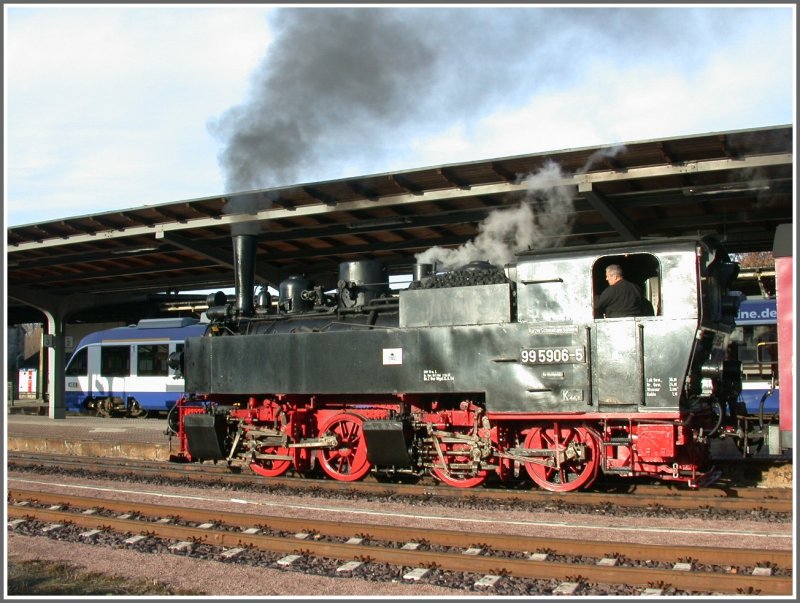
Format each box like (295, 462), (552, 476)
(6, 398), (49, 415)
(5, 411), (173, 461)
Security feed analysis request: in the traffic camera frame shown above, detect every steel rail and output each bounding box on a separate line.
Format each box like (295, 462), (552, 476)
(8, 498), (791, 595)
(8, 453), (792, 513)
(8, 488), (792, 567)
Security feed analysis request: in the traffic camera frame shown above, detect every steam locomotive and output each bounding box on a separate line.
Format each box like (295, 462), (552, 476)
(170, 233), (745, 492)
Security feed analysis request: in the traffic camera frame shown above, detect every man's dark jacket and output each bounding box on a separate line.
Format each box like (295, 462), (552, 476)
(594, 280), (645, 318)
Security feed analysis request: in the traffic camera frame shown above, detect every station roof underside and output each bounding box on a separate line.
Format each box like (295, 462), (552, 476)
(7, 124), (794, 323)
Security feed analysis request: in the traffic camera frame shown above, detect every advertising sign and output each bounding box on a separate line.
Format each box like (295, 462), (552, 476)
(18, 368), (38, 397)
(736, 298), (777, 325)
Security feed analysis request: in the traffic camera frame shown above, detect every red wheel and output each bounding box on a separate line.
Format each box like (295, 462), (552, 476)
(249, 449), (292, 478)
(430, 439), (488, 488)
(524, 423), (600, 492)
(317, 413), (371, 482)
(290, 448), (314, 474)
(249, 401), (292, 478)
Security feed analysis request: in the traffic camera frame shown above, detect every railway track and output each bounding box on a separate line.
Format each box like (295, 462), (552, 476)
(8, 452), (793, 515)
(7, 488), (792, 596)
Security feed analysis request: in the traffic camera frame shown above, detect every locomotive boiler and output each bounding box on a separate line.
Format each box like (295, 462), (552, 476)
(170, 232), (743, 492)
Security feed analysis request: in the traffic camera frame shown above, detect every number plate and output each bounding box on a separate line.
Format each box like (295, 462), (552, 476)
(521, 346), (585, 364)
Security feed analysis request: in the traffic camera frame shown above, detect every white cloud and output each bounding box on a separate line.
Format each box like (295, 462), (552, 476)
(401, 12), (794, 170)
(5, 5), (273, 225)
(7, 7), (270, 102)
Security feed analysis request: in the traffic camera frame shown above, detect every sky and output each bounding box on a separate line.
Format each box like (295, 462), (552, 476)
(4, 4), (796, 228)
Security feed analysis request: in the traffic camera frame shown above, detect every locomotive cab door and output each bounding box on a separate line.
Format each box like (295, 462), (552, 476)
(591, 254), (661, 410)
(593, 319), (643, 408)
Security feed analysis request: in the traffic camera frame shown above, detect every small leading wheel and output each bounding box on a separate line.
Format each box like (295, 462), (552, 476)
(524, 423), (600, 492)
(317, 413), (371, 482)
(249, 401), (292, 478)
(430, 439), (487, 488)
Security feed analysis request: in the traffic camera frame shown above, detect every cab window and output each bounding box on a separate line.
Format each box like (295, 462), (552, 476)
(593, 253), (661, 318)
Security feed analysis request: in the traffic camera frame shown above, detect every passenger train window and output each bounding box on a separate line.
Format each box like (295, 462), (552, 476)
(170, 343), (185, 375)
(65, 347), (88, 377)
(101, 345), (130, 377)
(592, 253), (661, 318)
(137, 344), (169, 376)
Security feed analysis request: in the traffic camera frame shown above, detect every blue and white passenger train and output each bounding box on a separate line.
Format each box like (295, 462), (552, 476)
(64, 317), (207, 417)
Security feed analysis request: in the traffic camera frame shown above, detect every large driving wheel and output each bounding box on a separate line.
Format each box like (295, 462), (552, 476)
(317, 413), (371, 482)
(430, 437), (488, 488)
(524, 423), (600, 492)
(249, 401), (292, 478)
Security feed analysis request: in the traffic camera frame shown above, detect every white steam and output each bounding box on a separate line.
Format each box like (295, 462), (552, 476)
(415, 161), (575, 271)
(414, 144), (628, 271)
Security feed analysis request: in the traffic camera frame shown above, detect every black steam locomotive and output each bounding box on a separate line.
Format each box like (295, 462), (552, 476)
(170, 233), (743, 491)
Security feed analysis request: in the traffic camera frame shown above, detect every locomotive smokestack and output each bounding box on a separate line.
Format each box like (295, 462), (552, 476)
(233, 234), (257, 316)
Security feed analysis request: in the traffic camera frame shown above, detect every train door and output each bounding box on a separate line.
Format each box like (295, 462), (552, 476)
(97, 344), (131, 405)
(132, 342), (170, 411)
(169, 341), (186, 378)
(166, 340), (188, 393)
(591, 253), (661, 409)
(593, 319), (642, 407)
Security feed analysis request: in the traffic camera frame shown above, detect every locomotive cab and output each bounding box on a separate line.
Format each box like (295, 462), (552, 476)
(508, 237), (740, 486)
(512, 239), (737, 414)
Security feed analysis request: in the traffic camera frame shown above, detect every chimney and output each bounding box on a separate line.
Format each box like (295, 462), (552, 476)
(232, 234), (257, 316)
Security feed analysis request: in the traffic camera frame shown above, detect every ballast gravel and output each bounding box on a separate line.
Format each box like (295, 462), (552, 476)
(7, 468), (792, 596)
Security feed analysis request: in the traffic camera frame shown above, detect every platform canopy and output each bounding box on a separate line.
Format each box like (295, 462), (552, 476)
(7, 124), (793, 323)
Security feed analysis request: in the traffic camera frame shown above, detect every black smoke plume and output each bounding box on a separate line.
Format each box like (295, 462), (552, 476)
(210, 7), (738, 193)
(208, 7), (754, 235)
